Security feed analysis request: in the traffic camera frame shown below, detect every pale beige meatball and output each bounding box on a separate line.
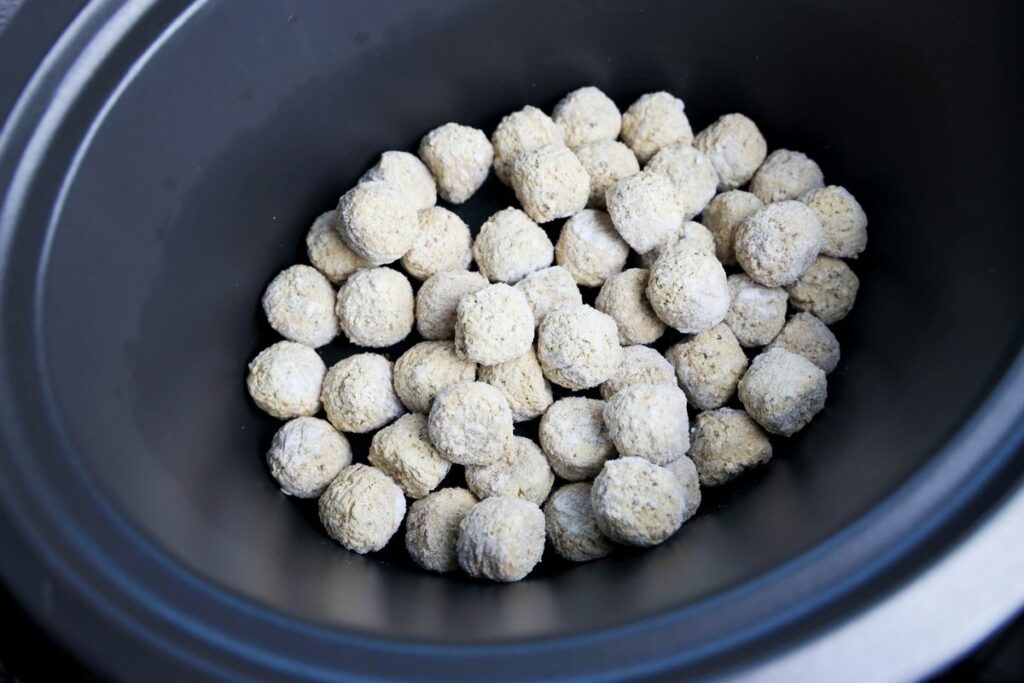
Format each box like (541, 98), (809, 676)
(427, 381), (513, 465)
(405, 488), (478, 573)
(801, 185), (868, 259)
(319, 464), (406, 554)
(688, 408), (772, 486)
(573, 139), (640, 208)
(415, 270), (488, 340)
(454, 283), (535, 366)
(400, 207), (472, 280)
(701, 191), (764, 266)
(645, 143), (719, 219)
(738, 348), (828, 436)
(735, 200), (824, 287)
(595, 269), (666, 346)
(359, 150), (437, 211)
(647, 241), (730, 334)
(466, 436), (554, 505)
(766, 312), (841, 374)
(417, 122), (493, 204)
(262, 264), (339, 348)
(305, 211), (369, 284)
(247, 341), (326, 419)
(605, 171), (683, 254)
(321, 354), (404, 433)
(510, 143), (590, 223)
(537, 304), (623, 390)
(457, 497), (546, 582)
(473, 208), (554, 283)
(539, 397), (615, 481)
(478, 348), (553, 422)
(335, 267), (414, 347)
(336, 180), (419, 265)
(600, 345), (677, 399)
(665, 323), (748, 411)
(663, 456), (702, 521)
(266, 417), (351, 498)
(641, 220), (717, 269)
(785, 256), (859, 324)
(591, 457), (686, 547)
(544, 482), (614, 562)
(620, 91), (693, 163)
(368, 413), (450, 499)
(604, 384), (689, 465)
(393, 341), (477, 414)
(514, 266), (582, 324)
(749, 149), (824, 203)
(554, 209), (630, 287)
(552, 86), (622, 147)
(724, 273), (789, 348)
(693, 113), (768, 190)
(490, 105), (563, 184)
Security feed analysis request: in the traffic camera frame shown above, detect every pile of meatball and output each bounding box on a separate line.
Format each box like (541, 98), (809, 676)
(246, 86), (866, 582)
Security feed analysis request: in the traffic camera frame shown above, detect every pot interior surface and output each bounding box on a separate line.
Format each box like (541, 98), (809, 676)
(27, 0), (1023, 643)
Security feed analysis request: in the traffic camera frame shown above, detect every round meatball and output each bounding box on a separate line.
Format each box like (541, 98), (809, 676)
(724, 273), (789, 348)
(600, 345), (676, 400)
(663, 456), (702, 522)
(359, 150), (437, 211)
(321, 354), (404, 433)
(427, 381), (513, 466)
(665, 323), (748, 411)
(620, 91), (692, 163)
(510, 143), (590, 223)
(595, 268), (666, 345)
(262, 264), (339, 348)
(544, 482), (614, 562)
(393, 341), (477, 414)
(688, 408), (773, 486)
(766, 312), (841, 374)
(368, 413), (450, 499)
(573, 139), (640, 209)
(336, 180), (418, 265)
(491, 105), (563, 184)
(247, 341), (326, 419)
(591, 457), (686, 547)
(738, 348), (828, 436)
(785, 256), (859, 324)
(400, 207), (472, 280)
(750, 149), (824, 203)
(734, 200), (824, 287)
(454, 283), (535, 366)
(514, 266), (582, 325)
(418, 122), (493, 204)
(335, 267), (414, 347)
(552, 86), (622, 147)
(473, 207), (553, 283)
(457, 497), (546, 582)
(554, 209), (630, 287)
(537, 304), (623, 389)
(539, 397), (615, 481)
(645, 143), (719, 219)
(604, 384), (689, 465)
(466, 436), (554, 505)
(801, 185), (868, 259)
(647, 241), (730, 334)
(319, 464), (406, 554)
(405, 488), (478, 573)
(693, 113), (767, 190)
(605, 171), (683, 254)
(415, 269), (488, 340)
(478, 348), (553, 422)
(305, 210), (369, 284)
(701, 190), (764, 266)
(641, 220), (717, 269)
(266, 417), (351, 498)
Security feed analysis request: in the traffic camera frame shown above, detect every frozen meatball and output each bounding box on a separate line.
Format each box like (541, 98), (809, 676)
(647, 241), (730, 333)
(247, 341), (326, 419)
(473, 207), (554, 283)
(400, 207), (472, 280)
(554, 209), (630, 287)
(646, 143), (719, 219)
(605, 171), (683, 254)
(514, 266), (582, 324)
(359, 150), (437, 211)
(427, 381), (513, 465)
(573, 139), (640, 208)
(266, 417), (351, 498)
(478, 348), (553, 422)
(539, 397), (615, 481)
(641, 220), (716, 269)
(510, 143), (590, 223)
(688, 408), (772, 486)
(735, 200), (824, 287)
(620, 91), (693, 163)
(552, 86), (622, 147)
(335, 266), (414, 347)
(595, 269), (666, 346)
(724, 273), (789, 348)
(801, 185), (868, 259)
(738, 348), (828, 436)
(368, 413), (450, 499)
(701, 190), (764, 266)
(393, 341), (477, 414)
(591, 457), (686, 547)
(405, 487), (478, 573)
(457, 496), (545, 582)
(491, 105), (563, 184)
(415, 269), (489, 340)
(663, 456), (702, 521)
(466, 436), (554, 505)
(750, 149), (824, 203)
(600, 345), (676, 399)
(262, 264), (339, 348)
(336, 180), (418, 265)
(321, 353), (404, 433)
(305, 210), (369, 284)
(604, 384), (689, 465)
(537, 304), (623, 389)
(418, 122), (493, 204)
(666, 323), (748, 411)
(766, 312), (841, 374)
(693, 113), (768, 190)
(454, 283), (535, 366)
(319, 464), (405, 554)
(544, 482), (613, 562)
(785, 256), (859, 324)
